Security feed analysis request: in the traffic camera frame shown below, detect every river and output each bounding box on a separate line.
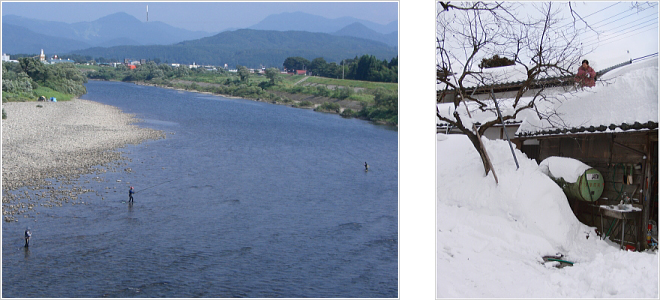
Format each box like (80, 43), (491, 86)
(2, 80), (398, 298)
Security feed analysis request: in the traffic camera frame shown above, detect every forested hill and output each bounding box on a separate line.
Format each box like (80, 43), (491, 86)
(70, 29), (397, 68)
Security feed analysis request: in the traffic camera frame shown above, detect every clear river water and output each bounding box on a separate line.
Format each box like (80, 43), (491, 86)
(2, 80), (398, 298)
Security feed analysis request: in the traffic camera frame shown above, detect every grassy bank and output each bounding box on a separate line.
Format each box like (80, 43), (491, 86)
(82, 63), (397, 126)
(3, 59), (86, 103)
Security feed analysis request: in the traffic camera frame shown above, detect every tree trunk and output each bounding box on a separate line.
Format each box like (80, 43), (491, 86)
(465, 129), (498, 183)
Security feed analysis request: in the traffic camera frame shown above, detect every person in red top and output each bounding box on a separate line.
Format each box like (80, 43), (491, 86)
(575, 59), (596, 87)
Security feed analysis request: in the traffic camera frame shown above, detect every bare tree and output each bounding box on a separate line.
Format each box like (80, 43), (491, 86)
(437, 1), (589, 177)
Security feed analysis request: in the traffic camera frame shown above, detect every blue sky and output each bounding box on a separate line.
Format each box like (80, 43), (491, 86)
(1, 1), (398, 33)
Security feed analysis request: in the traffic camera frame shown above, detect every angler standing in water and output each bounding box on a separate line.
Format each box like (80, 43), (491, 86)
(24, 228), (31, 247)
(129, 186), (135, 202)
(364, 162), (369, 171)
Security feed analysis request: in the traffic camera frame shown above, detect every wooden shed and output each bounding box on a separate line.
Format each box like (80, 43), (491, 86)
(514, 56), (659, 251)
(517, 129), (658, 250)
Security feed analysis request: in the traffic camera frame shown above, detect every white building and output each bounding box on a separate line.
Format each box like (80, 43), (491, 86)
(2, 53), (19, 63)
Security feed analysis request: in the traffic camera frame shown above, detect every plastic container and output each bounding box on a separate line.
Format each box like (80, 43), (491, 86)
(552, 168), (605, 202)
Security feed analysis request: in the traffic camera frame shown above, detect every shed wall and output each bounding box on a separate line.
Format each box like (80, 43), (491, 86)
(532, 131), (658, 249)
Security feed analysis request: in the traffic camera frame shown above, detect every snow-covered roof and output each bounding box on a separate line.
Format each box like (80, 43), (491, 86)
(517, 56), (659, 137)
(437, 97), (533, 129)
(455, 64), (569, 89)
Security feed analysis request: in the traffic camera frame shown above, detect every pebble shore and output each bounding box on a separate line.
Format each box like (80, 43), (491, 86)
(2, 99), (164, 220)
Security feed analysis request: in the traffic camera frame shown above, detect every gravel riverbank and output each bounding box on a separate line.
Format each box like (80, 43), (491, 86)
(2, 99), (164, 220)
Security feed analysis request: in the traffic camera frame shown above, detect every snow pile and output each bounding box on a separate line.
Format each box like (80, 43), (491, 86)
(437, 134), (658, 298)
(518, 57), (658, 134)
(539, 156), (592, 183)
(437, 97), (537, 127)
(460, 64), (567, 88)
(601, 204), (642, 213)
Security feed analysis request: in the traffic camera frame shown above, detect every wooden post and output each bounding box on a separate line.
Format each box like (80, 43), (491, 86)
(639, 133), (653, 250)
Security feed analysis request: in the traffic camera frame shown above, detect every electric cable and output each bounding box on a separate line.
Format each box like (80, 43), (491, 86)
(579, 13), (658, 45)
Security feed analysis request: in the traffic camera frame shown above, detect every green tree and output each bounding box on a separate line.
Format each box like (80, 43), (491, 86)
(237, 65), (250, 82)
(265, 67), (280, 85)
(309, 57), (328, 76)
(478, 54), (515, 69)
(174, 65), (189, 77)
(18, 58), (46, 83)
(283, 56), (310, 72)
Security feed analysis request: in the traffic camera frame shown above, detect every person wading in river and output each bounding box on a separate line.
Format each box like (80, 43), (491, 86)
(129, 186), (135, 202)
(25, 228), (31, 247)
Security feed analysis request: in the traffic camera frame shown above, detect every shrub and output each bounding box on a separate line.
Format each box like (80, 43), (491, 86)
(332, 87), (354, 100)
(314, 86), (332, 97)
(293, 101), (314, 108)
(340, 108), (355, 118)
(315, 102), (340, 113)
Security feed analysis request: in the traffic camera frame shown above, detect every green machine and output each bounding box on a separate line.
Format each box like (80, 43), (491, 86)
(550, 168), (605, 202)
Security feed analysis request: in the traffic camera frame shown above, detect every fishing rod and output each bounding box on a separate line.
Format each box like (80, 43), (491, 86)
(345, 150), (363, 162)
(346, 150), (374, 171)
(134, 178), (176, 194)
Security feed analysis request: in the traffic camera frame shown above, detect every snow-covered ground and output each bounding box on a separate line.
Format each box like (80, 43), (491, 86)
(437, 134), (659, 298)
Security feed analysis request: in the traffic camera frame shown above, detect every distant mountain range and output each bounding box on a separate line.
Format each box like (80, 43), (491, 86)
(2, 11), (397, 67)
(2, 23), (93, 54)
(250, 11), (397, 47)
(249, 11), (397, 34)
(70, 29), (397, 68)
(333, 22), (397, 47)
(2, 12), (215, 53)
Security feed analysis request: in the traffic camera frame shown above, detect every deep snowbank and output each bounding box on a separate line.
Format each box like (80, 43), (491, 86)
(437, 134), (658, 298)
(539, 156), (592, 183)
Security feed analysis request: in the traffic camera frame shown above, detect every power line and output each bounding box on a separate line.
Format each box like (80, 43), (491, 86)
(579, 8), (658, 41)
(583, 25), (658, 49)
(580, 15), (658, 45)
(554, 2), (625, 30)
(562, 3), (658, 49)
(580, 1), (623, 20)
(580, 6), (658, 34)
(586, 2), (657, 28)
(561, 2), (657, 44)
(583, 19), (658, 46)
(583, 24), (658, 50)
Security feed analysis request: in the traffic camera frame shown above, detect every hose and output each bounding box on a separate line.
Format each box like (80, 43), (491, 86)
(546, 258), (574, 265)
(605, 219), (617, 239)
(611, 163), (625, 202)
